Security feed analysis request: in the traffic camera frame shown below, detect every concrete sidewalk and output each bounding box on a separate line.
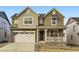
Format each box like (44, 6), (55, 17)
(0, 43), (9, 48)
(0, 43), (35, 52)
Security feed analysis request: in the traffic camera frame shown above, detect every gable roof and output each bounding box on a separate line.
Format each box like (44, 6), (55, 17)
(70, 17), (79, 21)
(11, 13), (17, 18)
(0, 11), (11, 25)
(38, 13), (45, 20)
(39, 13), (45, 17)
(12, 7), (39, 18)
(44, 8), (64, 18)
(66, 17), (79, 26)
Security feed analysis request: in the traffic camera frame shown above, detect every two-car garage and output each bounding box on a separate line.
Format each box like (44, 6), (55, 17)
(13, 31), (35, 42)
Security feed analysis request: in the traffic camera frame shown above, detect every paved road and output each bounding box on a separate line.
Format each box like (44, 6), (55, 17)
(0, 43), (35, 52)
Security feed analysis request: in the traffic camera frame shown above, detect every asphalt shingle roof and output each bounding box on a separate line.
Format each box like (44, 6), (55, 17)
(71, 17), (79, 22)
(0, 11), (11, 25)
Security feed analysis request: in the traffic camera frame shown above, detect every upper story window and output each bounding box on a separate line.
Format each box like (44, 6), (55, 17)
(13, 19), (18, 26)
(51, 17), (57, 25)
(24, 17), (32, 24)
(23, 14), (32, 25)
(14, 20), (18, 24)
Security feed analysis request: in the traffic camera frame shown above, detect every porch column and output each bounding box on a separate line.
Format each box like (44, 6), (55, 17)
(37, 29), (39, 42)
(57, 31), (59, 42)
(45, 29), (47, 42)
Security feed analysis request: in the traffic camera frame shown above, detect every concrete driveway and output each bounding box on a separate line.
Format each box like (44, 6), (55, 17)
(0, 43), (35, 52)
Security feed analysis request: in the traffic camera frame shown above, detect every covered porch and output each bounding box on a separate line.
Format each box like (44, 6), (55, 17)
(37, 29), (64, 43)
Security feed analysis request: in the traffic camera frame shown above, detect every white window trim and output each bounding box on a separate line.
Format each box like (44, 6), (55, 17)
(23, 16), (33, 25)
(51, 17), (57, 25)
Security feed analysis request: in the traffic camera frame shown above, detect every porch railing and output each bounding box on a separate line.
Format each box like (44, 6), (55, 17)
(47, 37), (64, 42)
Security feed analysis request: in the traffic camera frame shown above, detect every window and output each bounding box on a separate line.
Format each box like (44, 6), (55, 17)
(13, 20), (18, 27)
(24, 17), (32, 24)
(51, 18), (57, 25)
(23, 14), (32, 25)
(14, 20), (18, 24)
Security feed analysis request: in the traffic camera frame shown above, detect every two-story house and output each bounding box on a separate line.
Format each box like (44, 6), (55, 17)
(0, 11), (11, 43)
(11, 7), (65, 45)
(66, 17), (79, 45)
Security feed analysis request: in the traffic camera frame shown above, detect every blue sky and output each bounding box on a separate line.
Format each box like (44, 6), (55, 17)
(0, 6), (79, 25)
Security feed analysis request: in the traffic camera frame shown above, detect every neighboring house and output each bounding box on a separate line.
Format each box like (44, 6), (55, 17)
(11, 7), (65, 44)
(63, 27), (67, 44)
(0, 11), (11, 43)
(66, 17), (79, 45)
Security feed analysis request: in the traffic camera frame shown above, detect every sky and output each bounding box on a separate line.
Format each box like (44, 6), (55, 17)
(0, 6), (79, 25)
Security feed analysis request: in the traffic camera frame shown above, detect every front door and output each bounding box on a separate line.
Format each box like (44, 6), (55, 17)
(39, 30), (44, 41)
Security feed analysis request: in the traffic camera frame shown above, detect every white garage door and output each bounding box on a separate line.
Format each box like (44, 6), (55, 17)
(14, 31), (35, 42)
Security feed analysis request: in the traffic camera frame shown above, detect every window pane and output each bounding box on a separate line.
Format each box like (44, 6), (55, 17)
(52, 18), (57, 24)
(24, 21), (28, 24)
(24, 17), (32, 24)
(29, 21), (32, 24)
(25, 18), (28, 21)
(29, 18), (32, 21)
(52, 20), (55, 24)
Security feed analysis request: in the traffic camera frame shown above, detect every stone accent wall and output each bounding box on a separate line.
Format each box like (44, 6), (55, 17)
(35, 42), (66, 51)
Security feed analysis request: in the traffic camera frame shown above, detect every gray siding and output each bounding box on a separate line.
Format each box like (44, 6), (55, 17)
(0, 17), (10, 42)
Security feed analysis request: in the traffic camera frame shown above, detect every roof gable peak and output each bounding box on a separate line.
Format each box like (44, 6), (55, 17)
(44, 8), (64, 18)
(17, 7), (38, 16)
(66, 17), (79, 26)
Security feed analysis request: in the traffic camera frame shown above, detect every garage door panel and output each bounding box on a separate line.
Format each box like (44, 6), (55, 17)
(14, 31), (35, 42)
